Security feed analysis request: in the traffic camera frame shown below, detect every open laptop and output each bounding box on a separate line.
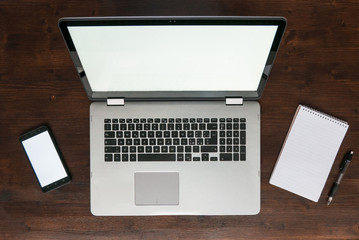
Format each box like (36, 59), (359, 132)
(59, 16), (286, 216)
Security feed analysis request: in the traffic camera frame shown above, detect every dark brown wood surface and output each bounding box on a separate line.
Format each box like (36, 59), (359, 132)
(1, 0), (359, 239)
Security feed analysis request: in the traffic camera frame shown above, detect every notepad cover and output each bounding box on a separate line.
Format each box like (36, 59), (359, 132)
(269, 105), (349, 202)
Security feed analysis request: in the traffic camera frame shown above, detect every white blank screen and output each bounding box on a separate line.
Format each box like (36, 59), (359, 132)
(68, 25), (278, 92)
(22, 131), (68, 187)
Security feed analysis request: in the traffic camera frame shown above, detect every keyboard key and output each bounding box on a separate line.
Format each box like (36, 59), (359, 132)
(146, 146), (152, 153)
(105, 154), (113, 162)
(207, 123), (218, 130)
(130, 154), (136, 161)
(104, 119), (111, 123)
(210, 157), (218, 161)
(240, 131), (246, 144)
(104, 131), (115, 138)
(114, 154), (121, 161)
(104, 139), (116, 145)
(118, 139), (124, 145)
(185, 154), (192, 161)
(122, 154), (129, 161)
(201, 146), (218, 153)
(141, 139), (148, 145)
(177, 154), (184, 161)
(220, 153), (232, 161)
(177, 146), (184, 152)
(202, 153), (209, 161)
(105, 147), (114, 153)
(161, 146), (168, 153)
(157, 138), (164, 145)
(181, 139), (188, 145)
(138, 154), (176, 161)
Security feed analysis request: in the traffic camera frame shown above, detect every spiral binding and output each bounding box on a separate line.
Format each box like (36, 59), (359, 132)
(300, 105), (349, 128)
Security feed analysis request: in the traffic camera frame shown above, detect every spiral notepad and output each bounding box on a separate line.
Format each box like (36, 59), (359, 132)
(269, 105), (349, 202)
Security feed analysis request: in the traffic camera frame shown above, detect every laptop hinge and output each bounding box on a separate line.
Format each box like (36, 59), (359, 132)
(226, 97), (243, 106)
(107, 98), (125, 106)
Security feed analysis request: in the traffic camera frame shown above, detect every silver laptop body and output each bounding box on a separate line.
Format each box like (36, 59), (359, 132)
(59, 16), (286, 215)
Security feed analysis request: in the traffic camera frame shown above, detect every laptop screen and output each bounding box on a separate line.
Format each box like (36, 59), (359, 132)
(59, 17), (286, 100)
(68, 25), (277, 92)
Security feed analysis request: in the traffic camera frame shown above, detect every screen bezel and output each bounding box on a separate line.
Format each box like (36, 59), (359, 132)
(19, 125), (71, 192)
(58, 16), (286, 101)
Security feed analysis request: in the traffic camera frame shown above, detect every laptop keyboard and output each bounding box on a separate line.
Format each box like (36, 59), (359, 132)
(104, 118), (246, 162)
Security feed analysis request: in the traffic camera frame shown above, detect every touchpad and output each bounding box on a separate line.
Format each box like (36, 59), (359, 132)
(135, 172), (179, 205)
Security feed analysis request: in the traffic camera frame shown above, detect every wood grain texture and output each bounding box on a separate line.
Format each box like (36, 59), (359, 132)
(1, 0), (358, 239)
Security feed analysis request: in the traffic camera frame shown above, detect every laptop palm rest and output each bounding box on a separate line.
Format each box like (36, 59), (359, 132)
(135, 172), (179, 205)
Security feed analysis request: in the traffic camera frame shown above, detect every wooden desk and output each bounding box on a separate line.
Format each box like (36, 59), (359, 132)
(1, 0), (358, 239)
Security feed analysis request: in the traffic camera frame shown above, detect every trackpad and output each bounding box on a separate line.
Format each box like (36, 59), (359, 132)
(135, 172), (179, 205)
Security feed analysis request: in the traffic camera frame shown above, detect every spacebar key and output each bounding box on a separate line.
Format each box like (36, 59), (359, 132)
(138, 154), (176, 161)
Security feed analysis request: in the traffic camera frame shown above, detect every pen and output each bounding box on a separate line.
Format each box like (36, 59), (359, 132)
(327, 151), (354, 205)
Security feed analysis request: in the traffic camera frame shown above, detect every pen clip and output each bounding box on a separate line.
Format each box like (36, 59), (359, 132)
(339, 158), (349, 171)
(339, 152), (353, 171)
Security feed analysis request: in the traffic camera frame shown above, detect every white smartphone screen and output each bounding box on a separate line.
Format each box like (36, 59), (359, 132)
(21, 130), (68, 188)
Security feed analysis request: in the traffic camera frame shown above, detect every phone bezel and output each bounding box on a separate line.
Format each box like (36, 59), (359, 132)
(19, 125), (71, 192)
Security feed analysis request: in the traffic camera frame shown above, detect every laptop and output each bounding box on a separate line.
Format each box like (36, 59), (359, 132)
(58, 16), (286, 216)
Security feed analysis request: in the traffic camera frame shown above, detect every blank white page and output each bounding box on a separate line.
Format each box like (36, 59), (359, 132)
(269, 105), (349, 202)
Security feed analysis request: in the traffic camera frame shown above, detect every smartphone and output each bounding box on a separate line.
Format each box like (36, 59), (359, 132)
(19, 125), (71, 192)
